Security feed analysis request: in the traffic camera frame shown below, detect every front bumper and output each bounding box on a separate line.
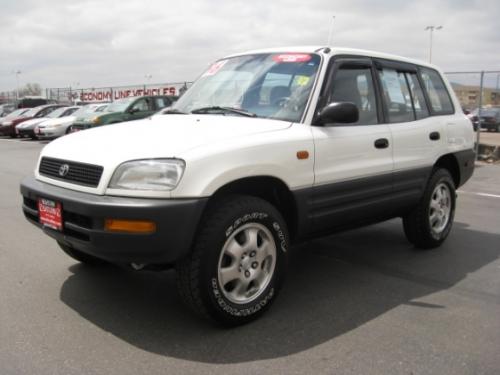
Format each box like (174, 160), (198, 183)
(20, 175), (207, 264)
(17, 128), (35, 137)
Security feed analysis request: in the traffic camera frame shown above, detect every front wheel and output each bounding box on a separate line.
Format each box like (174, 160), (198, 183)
(176, 195), (289, 326)
(403, 168), (456, 249)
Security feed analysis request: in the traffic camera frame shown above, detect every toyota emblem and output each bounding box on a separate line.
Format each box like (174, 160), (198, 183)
(58, 164), (70, 177)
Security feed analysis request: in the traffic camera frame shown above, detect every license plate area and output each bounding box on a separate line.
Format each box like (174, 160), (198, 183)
(38, 198), (63, 231)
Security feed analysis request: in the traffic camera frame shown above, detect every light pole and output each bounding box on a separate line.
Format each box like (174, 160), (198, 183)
(327, 16), (336, 45)
(425, 25), (442, 63)
(13, 70), (21, 101)
(496, 74), (500, 103)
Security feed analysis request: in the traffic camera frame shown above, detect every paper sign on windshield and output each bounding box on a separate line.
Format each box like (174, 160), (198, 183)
(202, 60), (228, 77)
(272, 54), (312, 63)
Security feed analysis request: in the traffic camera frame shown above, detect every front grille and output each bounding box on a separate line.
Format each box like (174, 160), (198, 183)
(39, 157), (103, 187)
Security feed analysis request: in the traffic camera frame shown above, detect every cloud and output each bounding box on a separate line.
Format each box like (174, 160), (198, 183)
(1, 0), (499, 92)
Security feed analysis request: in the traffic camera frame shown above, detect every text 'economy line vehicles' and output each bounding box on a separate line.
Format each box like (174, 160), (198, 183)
(21, 46), (475, 326)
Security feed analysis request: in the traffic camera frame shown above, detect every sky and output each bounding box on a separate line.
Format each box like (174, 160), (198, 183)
(1, 0), (499, 93)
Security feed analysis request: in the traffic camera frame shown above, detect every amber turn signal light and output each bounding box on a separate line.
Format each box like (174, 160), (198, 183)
(296, 150), (309, 160)
(104, 219), (156, 233)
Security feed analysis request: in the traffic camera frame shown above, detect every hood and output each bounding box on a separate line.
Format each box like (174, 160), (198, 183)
(17, 117), (47, 129)
(41, 114), (291, 167)
(38, 115), (76, 128)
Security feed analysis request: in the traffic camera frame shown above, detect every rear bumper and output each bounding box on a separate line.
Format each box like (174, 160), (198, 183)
(0, 124), (14, 135)
(20, 175), (208, 264)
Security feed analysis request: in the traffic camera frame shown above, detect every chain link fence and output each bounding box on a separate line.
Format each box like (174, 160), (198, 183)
(444, 70), (500, 159)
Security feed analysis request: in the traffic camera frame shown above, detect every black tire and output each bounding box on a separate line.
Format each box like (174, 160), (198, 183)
(402, 168), (456, 249)
(65, 127), (72, 134)
(176, 195), (289, 326)
(57, 241), (108, 265)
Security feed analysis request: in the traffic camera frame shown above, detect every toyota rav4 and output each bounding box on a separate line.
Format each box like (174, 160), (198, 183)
(21, 47), (475, 326)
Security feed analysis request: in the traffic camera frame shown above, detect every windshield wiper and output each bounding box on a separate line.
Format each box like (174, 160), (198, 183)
(190, 106), (256, 117)
(162, 108), (187, 114)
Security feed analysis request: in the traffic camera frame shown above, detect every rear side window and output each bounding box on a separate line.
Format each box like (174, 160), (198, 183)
(419, 68), (454, 114)
(155, 97), (171, 109)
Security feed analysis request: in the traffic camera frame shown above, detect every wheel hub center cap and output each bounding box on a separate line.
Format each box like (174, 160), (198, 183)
(241, 256), (252, 271)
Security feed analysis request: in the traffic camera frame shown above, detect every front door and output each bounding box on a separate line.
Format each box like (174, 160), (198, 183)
(310, 57), (394, 233)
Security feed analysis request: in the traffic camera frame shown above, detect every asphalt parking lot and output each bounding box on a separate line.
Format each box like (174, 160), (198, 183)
(1, 137), (499, 375)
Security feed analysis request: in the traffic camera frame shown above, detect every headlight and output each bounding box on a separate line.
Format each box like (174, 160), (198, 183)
(108, 159), (185, 191)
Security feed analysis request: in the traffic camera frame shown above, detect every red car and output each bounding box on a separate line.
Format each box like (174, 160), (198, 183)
(0, 104), (64, 138)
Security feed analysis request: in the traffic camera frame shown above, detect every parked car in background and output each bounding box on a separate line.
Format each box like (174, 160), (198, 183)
(0, 108), (30, 135)
(67, 103), (109, 133)
(16, 96), (55, 109)
(71, 96), (174, 131)
(0, 104), (64, 138)
(476, 108), (500, 132)
(17, 106), (80, 139)
(36, 105), (104, 139)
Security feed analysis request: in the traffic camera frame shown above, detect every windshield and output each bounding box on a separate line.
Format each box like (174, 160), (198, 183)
(22, 108), (40, 117)
(106, 97), (135, 112)
(46, 107), (68, 118)
(4, 108), (29, 119)
(172, 53), (321, 122)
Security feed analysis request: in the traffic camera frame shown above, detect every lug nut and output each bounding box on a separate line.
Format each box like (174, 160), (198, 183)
(245, 270), (250, 278)
(251, 262), (258, 269)
(250, 251), (256, 257)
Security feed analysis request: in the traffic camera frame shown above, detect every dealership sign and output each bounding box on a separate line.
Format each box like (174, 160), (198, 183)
(70, 84), (187, 102)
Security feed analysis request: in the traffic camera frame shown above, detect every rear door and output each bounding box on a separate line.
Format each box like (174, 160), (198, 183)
(310, 57), (394, 233)
(374, 60), (446, 208)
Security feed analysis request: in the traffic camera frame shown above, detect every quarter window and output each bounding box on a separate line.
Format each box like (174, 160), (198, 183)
(328, 67), (378, 125)
(419, 67), (454, 114)
(406, 72), (429, 120)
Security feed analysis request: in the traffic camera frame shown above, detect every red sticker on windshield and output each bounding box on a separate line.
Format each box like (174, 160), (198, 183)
(272, 54), (312, 63)
(202, 60), (228, 77)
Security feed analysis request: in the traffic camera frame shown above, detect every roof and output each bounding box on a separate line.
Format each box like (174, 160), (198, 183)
(226, 45), (439, 71)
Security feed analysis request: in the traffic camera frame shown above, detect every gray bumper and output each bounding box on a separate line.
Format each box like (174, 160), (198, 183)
(20, 175), (207, 264)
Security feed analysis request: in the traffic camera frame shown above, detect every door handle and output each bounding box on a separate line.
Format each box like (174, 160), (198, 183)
(374, 138), (389, 149)
(429, 131), (440, 141)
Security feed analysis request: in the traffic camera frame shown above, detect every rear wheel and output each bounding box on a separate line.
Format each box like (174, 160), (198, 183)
(403, 168), (456, 249)
(57, 241), (108, 265)
(176, 195), (289, 326)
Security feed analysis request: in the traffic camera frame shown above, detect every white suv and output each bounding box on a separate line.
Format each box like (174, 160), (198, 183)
(21, 46), (475, 325)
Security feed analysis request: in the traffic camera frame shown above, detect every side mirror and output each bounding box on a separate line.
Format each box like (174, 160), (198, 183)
(317, 102), (359, 125)
(128, 107), (139, 114)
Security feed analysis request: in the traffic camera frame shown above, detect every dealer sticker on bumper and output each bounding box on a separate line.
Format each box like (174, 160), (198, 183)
(38, 198), (63, 231)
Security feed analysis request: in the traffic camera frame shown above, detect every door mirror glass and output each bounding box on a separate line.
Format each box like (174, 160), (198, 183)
(318, 102), (359, 125)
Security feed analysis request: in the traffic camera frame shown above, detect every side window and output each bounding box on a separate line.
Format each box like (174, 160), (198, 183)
(419, 67), (454, 114)
(406, 72), (429, 120)
(329, 66), (378, 125)
(155, 97), (170, 109)
(377, 68), (414, 123)
(130, 98), (149, 112)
